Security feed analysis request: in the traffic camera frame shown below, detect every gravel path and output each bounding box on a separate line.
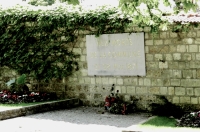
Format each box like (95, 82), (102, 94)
(0, 106), (150, 132)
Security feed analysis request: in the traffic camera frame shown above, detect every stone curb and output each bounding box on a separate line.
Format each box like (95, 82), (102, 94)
(0, 98), (79, 120)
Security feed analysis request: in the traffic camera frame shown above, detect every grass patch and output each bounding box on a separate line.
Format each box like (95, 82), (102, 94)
(137, 116), (200, 132)
(0, 100), (60, 108)
(141, 116), (176, 127)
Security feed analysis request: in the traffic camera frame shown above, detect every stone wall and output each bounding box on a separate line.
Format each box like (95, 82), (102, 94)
(1, 26), (200, 111)
(65, 26), (200, 110)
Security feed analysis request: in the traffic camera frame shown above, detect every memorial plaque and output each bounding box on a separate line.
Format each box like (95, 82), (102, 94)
(86, 33), (146, 76)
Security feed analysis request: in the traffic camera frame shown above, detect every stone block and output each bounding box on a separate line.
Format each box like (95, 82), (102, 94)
(191, 97), (198, 104)
(78, 77), (84, 83)
(117, 78), (123, 85)
(183, 70), (193, 79)
(170, 32), (178, 38)
(84, 77), (91, 84)
(151, 79), (163, 86)
(149, 45), (169, 53)
(162, 70), (172, 78)
(115, 86), (121, 93)
(189, 45), (198, 52)
(154, 40), (163, 45)
(144, 78), (151, 86)
(195, 88), (200, 96)
(149, 87), (160, 94)
(123, 78), (137, 85)
(101, 77), (109, 84)
(121, 86), (127, 93)
(164, 39), (171, 45)
(187, 31), (197, 37)
(144, 27), (151, 32)
(73, 48), (82, 54)
(177, 45), (186, 52)
(181, 79), (200, 87)
(186, 88), (194, 95)
(197, 31), (200, 37)
(178, 62), (186, 69)
(196, 53), (200, 61)
(190, 61), (200, 68)
(91, 78), (95, 84)
(136, 87), (147, 94)
(108, 78), (116, 84)
(197, 69), (200, 78)
(159, 62), (168, 69)
(160, 32), (168, 39)
(160, 87), (167, 95)
(180, 97), (190, 104)
(155, 54), (163, 60)
(165, 54), (173, 61)
(139, 78), (143, 85)
(168, 87), (174, 95)
(145, 46), (149, 53)
(168, 62), (179, 68)
(184, 38), (193, 44)
(127, 86), (135, 94)
(80, 55), (86, 61)
(146, 62), (159, 69)
(173, 53), (181, 60)
(172, 70), (182, 78)
(163, 79), (170, 86)
(182, 53), (192, 61)
(145, 40), (153, 45)
(171, 79), (180, 86)
(146, 70), (161, 78)
(144, 32), (149, 39)
(95, 77), (102, 84)
(173, 97), (179, 103)
(146, 54), (154, 61)
(175, 87), (185, 95)
(195, 38), (200, 44)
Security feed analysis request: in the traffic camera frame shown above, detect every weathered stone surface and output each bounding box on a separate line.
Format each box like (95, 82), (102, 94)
(175, 87), (185, 95)
(160, 87), (168, 95)
(171, 79), (180, 86)
(149, 87), (160, 94)
(168, 87), (175, 95)
(173, 97), (179, 103)
(180, 97), (190, 104)
(126, 86), (135, 94)
(136, 87), (147, 94)
(186, 88), (194, 96)
(191, 97), (198, 104)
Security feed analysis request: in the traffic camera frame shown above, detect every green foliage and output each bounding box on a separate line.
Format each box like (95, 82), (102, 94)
(28, 0), (56, 6)
(16, 74), (26, 85)
(63, 0), (79, 5)
(119, 0), (198, 32)
(0, 5), (129, 82)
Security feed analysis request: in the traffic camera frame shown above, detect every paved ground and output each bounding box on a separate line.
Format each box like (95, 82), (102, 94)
(0, 106), (150, 132)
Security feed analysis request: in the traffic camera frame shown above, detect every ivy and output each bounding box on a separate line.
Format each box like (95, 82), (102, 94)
(0, 4), (130, 82)
(119, 0), (199, 32)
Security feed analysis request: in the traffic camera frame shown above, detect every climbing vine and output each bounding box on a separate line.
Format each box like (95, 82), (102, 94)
(0, 4), (130, 82)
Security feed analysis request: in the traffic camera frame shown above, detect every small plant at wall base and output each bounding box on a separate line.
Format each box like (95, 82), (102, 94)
(104, 84), (137, 115)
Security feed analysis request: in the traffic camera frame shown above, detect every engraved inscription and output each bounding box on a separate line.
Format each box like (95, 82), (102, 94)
(86, 33), (146, 76)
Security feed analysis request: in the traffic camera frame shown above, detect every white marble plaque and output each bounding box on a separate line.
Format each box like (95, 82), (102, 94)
(86, 33), (146, 76)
